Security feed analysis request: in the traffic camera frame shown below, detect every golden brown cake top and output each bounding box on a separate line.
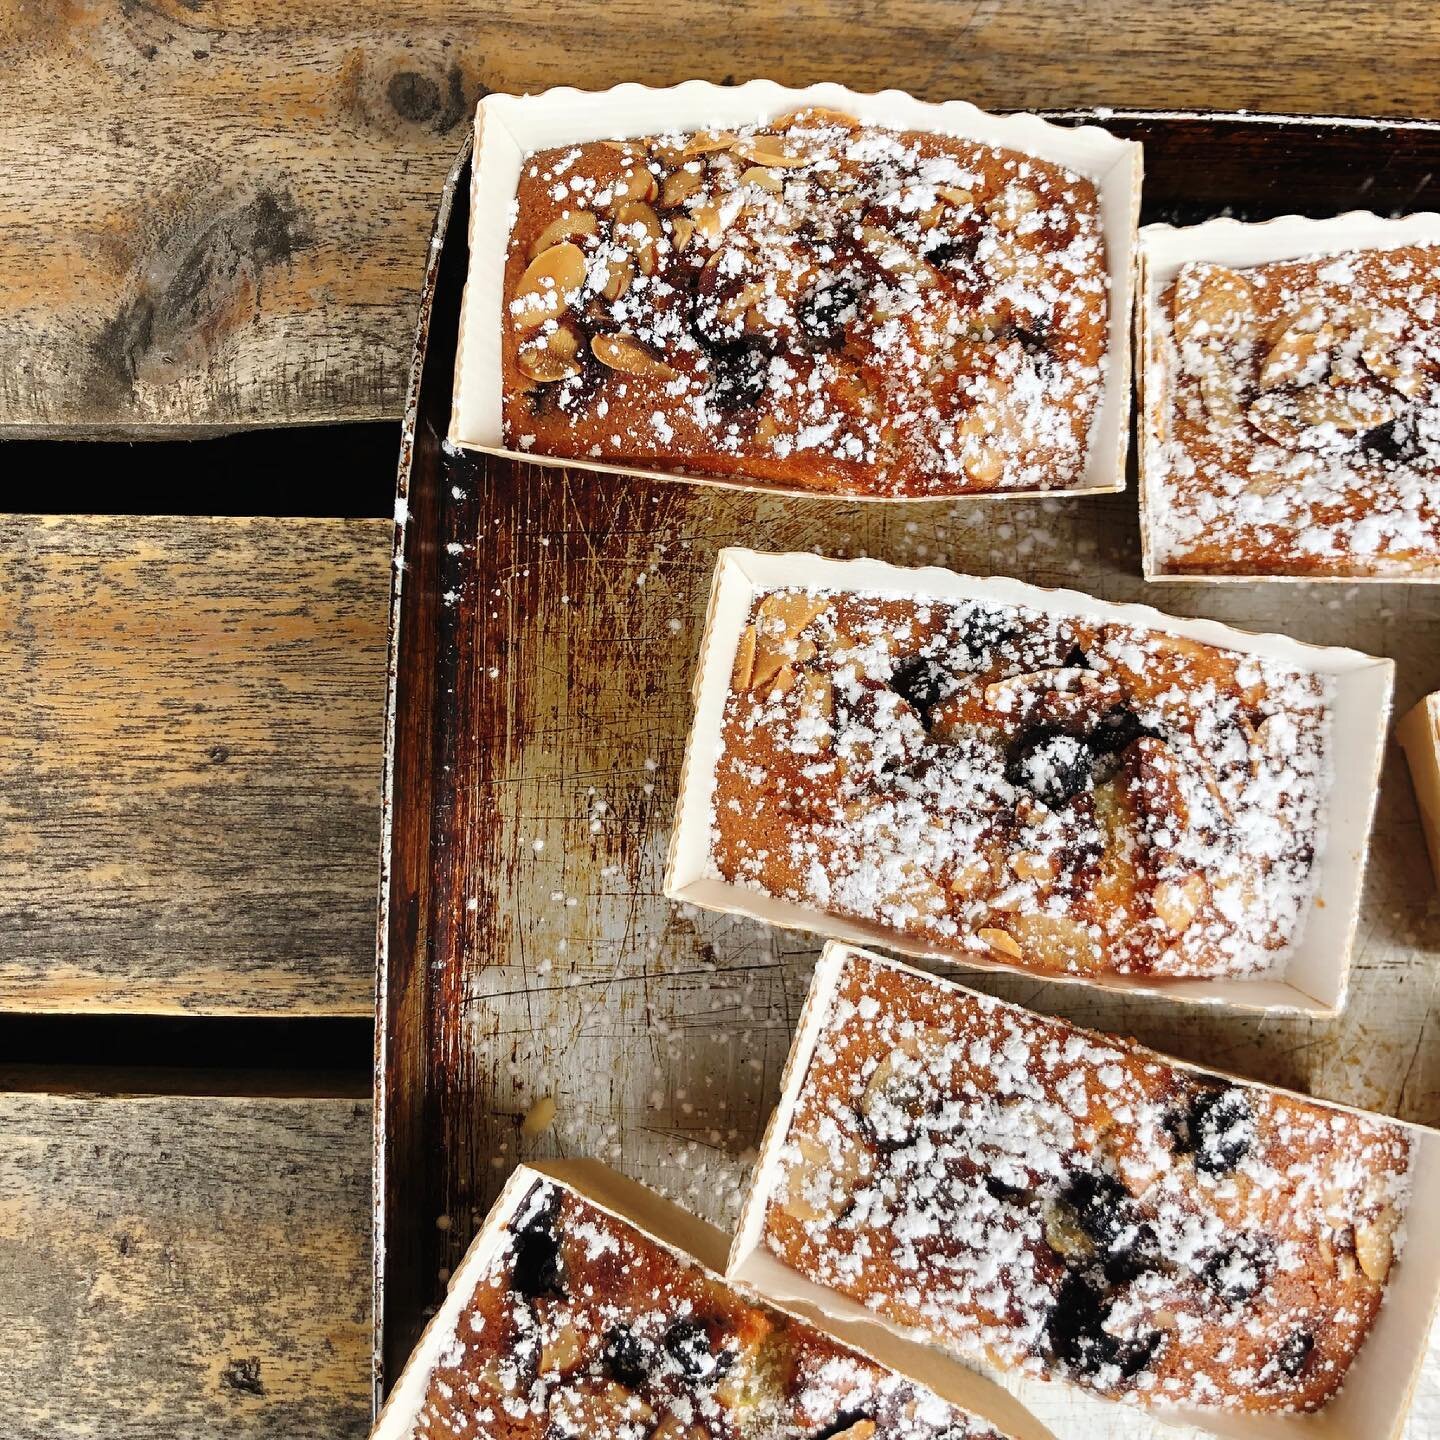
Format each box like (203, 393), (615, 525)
(759, 953), (1412, 1412)
(1147, 242), (1440, 576)
(405, 1177), (1010, 1440)
(705, 585), (1332, 979)
(500, 108), (1109, 496)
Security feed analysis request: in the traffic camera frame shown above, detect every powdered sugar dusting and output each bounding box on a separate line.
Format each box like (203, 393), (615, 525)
(706, 584), (1333, 979)
(760, 952), (1413, 1412)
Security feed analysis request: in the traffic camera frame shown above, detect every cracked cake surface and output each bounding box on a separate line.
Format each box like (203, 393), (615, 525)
(755, 950), (1412, 1412)
(702, 581), (1333, 979)
(1145, 240), (1440, 577)
(399, 1174), (1011, 1440)
(499, 108), (1111, 496)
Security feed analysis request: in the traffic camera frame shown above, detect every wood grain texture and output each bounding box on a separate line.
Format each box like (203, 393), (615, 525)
(4, 1), (1439, 433)
(0, 513), (391, 1015)
(0, 1090), (371, 1440)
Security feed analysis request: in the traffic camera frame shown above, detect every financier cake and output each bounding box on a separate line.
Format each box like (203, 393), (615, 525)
(701, 579), (1333, 979)
(500, 107), (1112, 496)
(1143, 238), (1440, 577)
(381, 1167), (1019, 1440)
(743, 948), (1413, 1412)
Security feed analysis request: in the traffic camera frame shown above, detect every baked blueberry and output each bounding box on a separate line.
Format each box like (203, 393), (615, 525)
(1007, 727), (1095, 805)
(1087, 704), (1153, 756)
(509, 1196), (564, 1299)
(797, 279), (858, 350)
(1189, 1087), (1255, 1176)
(1201, 1235), (1271, 1303)
(889, 655), (957, 723)
(706, 339), (771, 413)
(601, 1326), (650, 1387)
(663, 1318), (730, 1380)
(1047, 1274), (1162, 1379)
(1276, 1328), (1315, 1379)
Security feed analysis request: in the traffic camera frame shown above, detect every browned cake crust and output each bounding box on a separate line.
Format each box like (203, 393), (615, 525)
(405, 1176), (1010, 1440)
(758, 952), (1412, 1413)
(500, 108), (1109, 496)
(705, 585), (1331, 978)
(1146, 242), (1440, 576)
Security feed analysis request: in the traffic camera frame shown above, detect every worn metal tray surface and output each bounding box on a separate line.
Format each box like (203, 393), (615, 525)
(378, 112), (1440, 1435)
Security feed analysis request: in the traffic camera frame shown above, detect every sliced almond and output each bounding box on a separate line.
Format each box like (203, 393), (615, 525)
(659, 165), (705, 209)
(948, 856), (992, 897)
(517, 323), (583, 384)
(548, 1378), (654, 1435)
(600, 139), (646, 158)
(613, 199), (662, 275)
(1199, 365), (1245, 427)
(670, 215), (696, 252)
(794, 670), (833, 732)
(936, 184), (975, 207)
(650, 1417), (709, 1440)
(773, 106), (860, 132)
(731, 624), (757, 690)
(591, 331), (679, 381)
(978, 926), (1022, 959)
(1153, 872), (1208, 933)
(1361, 330), (1427, 398)
(1173, 263), (1257, 348)
(692, 204), (725, 245)
(1258, 320), (1334, 390)
(682, 129), (736, 156)
(600, 254), (635, 302)
(987, 184), (1041, 233)
(717, 280), (771, 327)
(1014, 851), (1056, 884)
(733, 134), (807, 169)
(610, 166), (659, 204)
(740, 165), (782, 193)
(512, 242), (587, 331)
(1000, 913), (1103, 972)
(756, 590), (826, 640)
(828, 1423), (877, 1440)
(528, 209), (598, 261)
(768, 662), (798, 697)
(1355, 1207), (1396, 1283)
(779, 1133), (868, 1225)
(539, 1321), (586, 1374)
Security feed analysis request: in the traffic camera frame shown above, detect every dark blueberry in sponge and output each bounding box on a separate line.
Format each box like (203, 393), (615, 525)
(706, 339), (770, 413)
(1007, 727), (1095, 806)
(1275, 1328), (1315, 1380)
(797, 279), (858, 350)
(1062, 1172), (1133, 1249)
(1189, 1087), (1255, 1176)
(664, 1318), (732, 1381)
(1361, 418), (1407, 463)
(1201, 1235), (1271, 1303)
(889, 655), (957, 723)
(509, 1194), (565, 1299)
(1047, 1273), (1163, 1380)
(954, 604), (1022, 668)
(1087, 705), (1155, 757)
(602, 1326), (651, 1387)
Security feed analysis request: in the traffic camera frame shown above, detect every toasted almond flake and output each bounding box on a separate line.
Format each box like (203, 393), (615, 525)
(731, 624), (757, 690)
(1153, 872), (1208, 932)
(756, 591), (826, 638)
(512, 242), (587, 330)
(600, 254), (635, 302)
(773, 106), (860, 132)
(591, 331), (679, 381)
(611, 166), (659, 204)
(733, 135), (807, 169)
(659, 166), (705, 209)
(670, 215), (695, 252)
(517, 324), (582, 383)
(739, 165), (781, 193)
(1014, 851), (1056, 883)
(1356, 1208), (1396, 1282)
(693, 204), (725, 244)
(978, 926), (1022, 959)
(1258, 320), (1334, 389)
(681, 129), (736, 156)
(1294, 382), (1395, 432)
(779, 1132), (868, 1224)
(527, 208), (598, 260)
(829, 1423), (876, 1440)
(614, 199), (662, 274)
(539, 1321), (585, 1373)
(1175, 262), (1257, 348)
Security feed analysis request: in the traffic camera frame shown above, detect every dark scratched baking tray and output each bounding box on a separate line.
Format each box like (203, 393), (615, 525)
(374, 110), (1440, 1409)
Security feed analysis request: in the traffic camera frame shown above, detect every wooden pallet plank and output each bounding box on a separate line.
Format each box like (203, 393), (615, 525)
(0, 1090), (371, 1440)
(3, 1), (1438, 433)
(0, 514), (390, 1015)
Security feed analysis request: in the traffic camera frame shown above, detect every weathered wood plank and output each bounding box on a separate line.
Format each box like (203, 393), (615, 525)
(3, 1), (1438, 433)
(0, 514), (390, 1014)
(0, 1090), (371, 1440)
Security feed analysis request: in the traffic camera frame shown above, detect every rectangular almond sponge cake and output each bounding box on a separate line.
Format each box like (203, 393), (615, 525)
(500, 107), (1110, 497)
(703, 580), (1333, 979)
(746, 950), (1412, 1412)
(383, 1167), (1018, 1440)
(1145, 241), (1440, 577)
